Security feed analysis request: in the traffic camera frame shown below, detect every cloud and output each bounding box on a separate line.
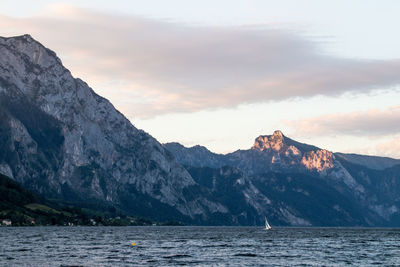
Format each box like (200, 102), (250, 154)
(376, 136), (400, 159)
(285, 105), (400, 136)
(1, 4), (400, 118)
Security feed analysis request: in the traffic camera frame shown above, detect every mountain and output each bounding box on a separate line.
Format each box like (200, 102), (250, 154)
(2, 34), (400, 227)
(0, 34), (233, 224)
(165, 131), (400, 226)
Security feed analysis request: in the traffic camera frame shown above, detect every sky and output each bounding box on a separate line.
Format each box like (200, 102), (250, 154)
(1, 0), (400, 158)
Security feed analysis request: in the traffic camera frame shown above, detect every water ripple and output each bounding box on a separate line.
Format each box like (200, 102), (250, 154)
(1, 226), (400, 266)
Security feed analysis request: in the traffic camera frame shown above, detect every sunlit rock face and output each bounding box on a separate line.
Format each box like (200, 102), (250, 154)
(285, 146), (301, 157)
(252, 130), (285, 152)
(301, 149), (335, 172)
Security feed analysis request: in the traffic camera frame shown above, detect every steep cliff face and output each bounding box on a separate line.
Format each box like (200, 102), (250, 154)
(0, 34), (225, 221)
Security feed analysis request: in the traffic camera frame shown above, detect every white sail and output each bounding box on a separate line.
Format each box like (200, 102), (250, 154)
(265, 217), (272, 230)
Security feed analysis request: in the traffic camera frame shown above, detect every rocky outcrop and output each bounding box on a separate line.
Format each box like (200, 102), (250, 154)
(301, 149), (334, 171)
(252, 130), (286, 152)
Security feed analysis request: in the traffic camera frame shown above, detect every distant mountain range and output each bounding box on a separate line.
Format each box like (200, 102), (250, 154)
(165, 131), (400, 226)
(1, 34), (400, 226)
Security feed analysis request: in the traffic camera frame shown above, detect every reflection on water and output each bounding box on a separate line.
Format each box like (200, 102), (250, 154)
(1, 226), (400, 266)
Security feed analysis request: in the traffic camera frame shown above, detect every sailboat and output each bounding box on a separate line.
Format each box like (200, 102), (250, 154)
(265, 217), (272, 230)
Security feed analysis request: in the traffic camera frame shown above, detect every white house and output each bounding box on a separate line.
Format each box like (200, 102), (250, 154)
(2, 219), (12, 226)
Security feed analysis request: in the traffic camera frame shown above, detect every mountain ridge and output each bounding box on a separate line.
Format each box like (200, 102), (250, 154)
(164, 131), (400, 226)
(165, 131), (400, 175)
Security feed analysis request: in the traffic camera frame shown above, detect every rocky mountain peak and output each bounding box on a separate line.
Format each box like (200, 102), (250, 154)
(248, 130), (338, 172)
(252, 130), (285, 152)
(0, 34), (61, 68)
(273, 130), (283, 137)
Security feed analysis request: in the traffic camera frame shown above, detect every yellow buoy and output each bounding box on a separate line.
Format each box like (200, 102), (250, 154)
(131, 242), (136, 246)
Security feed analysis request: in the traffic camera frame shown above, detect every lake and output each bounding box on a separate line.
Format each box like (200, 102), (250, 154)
(1, 226), (400, 266)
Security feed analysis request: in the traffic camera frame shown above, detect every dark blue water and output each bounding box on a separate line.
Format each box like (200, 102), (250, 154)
(1, 226), (400, 266)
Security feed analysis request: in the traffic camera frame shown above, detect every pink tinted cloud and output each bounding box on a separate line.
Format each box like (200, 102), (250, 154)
(1, 5), (400, 118)
(285, 106), (400, 136)
(376, 136), (400, 159)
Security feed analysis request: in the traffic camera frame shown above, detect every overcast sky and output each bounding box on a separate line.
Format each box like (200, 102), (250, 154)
(1, 1), (400, 158)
